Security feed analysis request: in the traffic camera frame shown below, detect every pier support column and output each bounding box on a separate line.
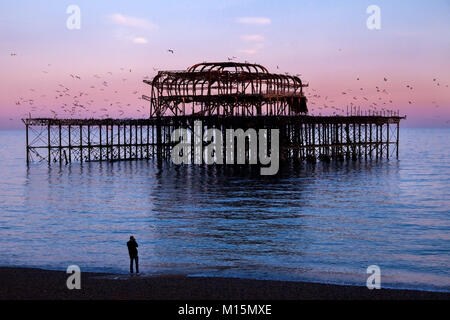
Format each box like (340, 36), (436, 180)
(156, 117), (162, 164)
(26, 122), (29, 165)
(387, 122), (390, 160)
(396, 122), (400, 159)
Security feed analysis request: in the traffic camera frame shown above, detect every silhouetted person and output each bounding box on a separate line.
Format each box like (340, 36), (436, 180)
(127, 236), (139, 274)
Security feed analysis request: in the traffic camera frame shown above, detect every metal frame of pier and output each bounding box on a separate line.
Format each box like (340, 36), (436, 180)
(23, 62), (405, 165)
(144, 62), (308, 117)
(23, 115), (403, 165)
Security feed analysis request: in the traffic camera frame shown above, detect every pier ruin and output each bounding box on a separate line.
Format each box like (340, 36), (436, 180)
(23, 62), (405, 165)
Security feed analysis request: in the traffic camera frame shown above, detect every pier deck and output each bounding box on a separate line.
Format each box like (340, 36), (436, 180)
(24, 115), (404, 165)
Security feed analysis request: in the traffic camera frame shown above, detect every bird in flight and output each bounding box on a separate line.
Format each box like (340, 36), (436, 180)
(167, 49), (174, 54)
(11, 53), (17, 56)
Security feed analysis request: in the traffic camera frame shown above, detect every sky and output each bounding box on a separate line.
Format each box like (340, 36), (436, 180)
(0, 0), (449, 128)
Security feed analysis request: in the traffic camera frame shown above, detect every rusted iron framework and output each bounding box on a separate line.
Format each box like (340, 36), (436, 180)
(143, 62), (308, 117)
(23, 115), (403, 165)
(23, 62), (405, 166)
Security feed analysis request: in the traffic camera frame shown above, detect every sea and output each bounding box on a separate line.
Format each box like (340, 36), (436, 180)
(0, 127), (449, 292)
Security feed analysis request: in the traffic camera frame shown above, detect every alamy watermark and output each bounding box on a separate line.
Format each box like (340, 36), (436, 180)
(171, 121), (280, 175)
(66, 265), (81, 290)
(66, 5), (81, 30)
(366, 265), (381, 289)
(367, 5), (381, 30)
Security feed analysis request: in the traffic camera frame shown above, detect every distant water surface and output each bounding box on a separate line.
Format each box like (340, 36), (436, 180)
(0, 128), (449, 292)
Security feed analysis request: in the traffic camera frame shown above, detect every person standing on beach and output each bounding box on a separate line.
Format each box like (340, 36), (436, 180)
(127, 236), (139, 274)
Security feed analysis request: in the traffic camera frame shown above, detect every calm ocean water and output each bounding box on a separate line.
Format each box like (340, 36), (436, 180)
(0, 128), (449, 291)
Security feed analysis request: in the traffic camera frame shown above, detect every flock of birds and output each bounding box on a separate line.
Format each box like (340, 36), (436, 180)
(302, 74), (448, 120)
(9, 51), (180, 119)
(14, 67), (148, 120)
(8, 51), (450, 125)
(305, 77), (399, 117)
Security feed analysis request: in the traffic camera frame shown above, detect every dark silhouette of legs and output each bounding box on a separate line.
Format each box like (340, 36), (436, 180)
(130, 256), (139, 274)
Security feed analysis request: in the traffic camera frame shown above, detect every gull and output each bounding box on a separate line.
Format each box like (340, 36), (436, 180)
(167, 49), (174, 54)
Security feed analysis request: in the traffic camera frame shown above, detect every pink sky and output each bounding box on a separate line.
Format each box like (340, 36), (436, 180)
(0, 0), (449, 128)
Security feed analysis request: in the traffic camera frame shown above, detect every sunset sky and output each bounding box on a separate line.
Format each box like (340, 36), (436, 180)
(0, 0), (449, 128)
